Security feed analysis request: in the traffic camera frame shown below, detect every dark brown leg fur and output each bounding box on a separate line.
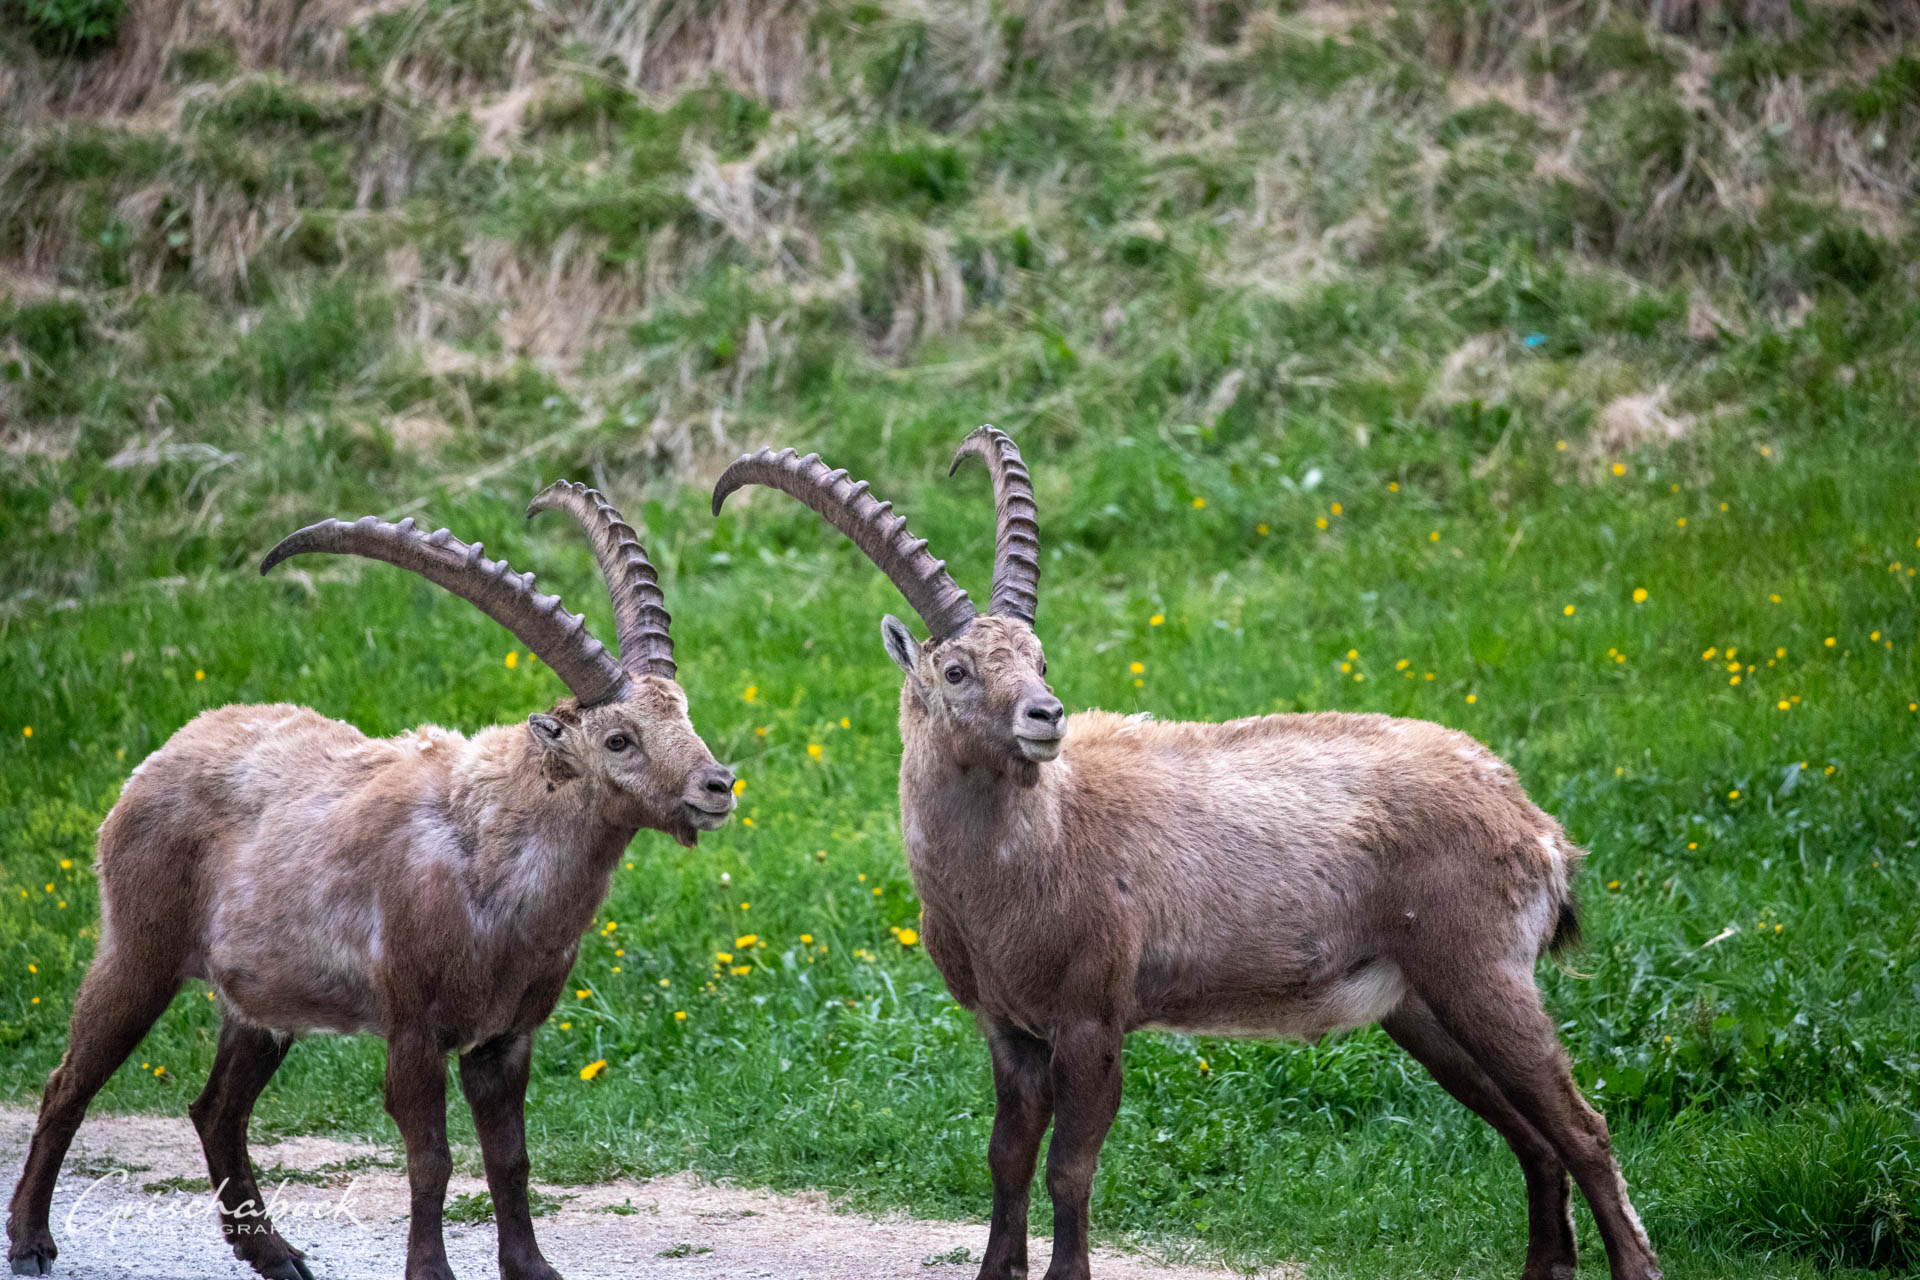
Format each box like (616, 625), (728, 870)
(7, 946), (181, 1276)
(189, 1019), (310, 1280)
(459, 1034), (560, 1280)
(1415, 971), (1662, 1280)
(1384, 995), (1578, 1280)
(1038, 1020), (1123, 1280)
(976, 1020), (1054, 1280)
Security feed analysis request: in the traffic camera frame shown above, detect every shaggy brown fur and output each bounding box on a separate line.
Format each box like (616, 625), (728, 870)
(6, 687), (733, 1280)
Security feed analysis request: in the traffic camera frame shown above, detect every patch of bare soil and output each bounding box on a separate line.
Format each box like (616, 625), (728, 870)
(0, 1108), (1282, 1279)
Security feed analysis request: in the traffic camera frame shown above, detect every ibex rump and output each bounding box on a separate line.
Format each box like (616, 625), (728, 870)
(7, 484), (735, 1280)
(713, 431), (1659, 1280)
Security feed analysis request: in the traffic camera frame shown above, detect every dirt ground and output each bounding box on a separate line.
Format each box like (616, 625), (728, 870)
(1, 1107), (1279, 1279)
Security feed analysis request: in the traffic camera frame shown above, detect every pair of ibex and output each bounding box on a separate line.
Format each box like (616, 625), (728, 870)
(7, 429), (1661, 1280)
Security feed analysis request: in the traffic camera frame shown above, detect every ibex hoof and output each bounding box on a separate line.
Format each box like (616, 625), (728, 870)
(9, 1253), (53, 1277)
(254, 1254), (315, 1280)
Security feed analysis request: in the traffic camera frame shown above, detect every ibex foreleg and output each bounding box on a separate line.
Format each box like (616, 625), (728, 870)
(383, 1034), (455, 1280)
(458, 1033), (560, 1280)
(977, 1020), (1054, 1280)
(1037, 1021), (1123, 1280)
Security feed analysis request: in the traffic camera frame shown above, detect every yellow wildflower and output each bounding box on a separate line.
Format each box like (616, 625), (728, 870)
(580, 1059), (606, 1081)
(1149, 614), (1164, 627)
(1130, 661), (1145, 675)
(736, 934), (758, 949)
(674, 1010), (687, 1022)
(504, 651), (518, 669)
(1632, 588), (1647, 604)
(1192, 497), (1206, 509)
(807, 743), (823, 759)
(896, 928), (919, 946)
(1563, 605), (1575, 616)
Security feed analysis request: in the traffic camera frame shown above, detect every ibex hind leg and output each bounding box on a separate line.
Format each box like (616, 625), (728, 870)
(1413, 969), (1662, 1280)
(7, 947), (183, 1276)
(1381, 995), (1577, 1280)
(190, 1019), (310, 1280)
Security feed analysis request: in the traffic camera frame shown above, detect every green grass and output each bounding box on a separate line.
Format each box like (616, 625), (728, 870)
(4, 3), (1920, 1278)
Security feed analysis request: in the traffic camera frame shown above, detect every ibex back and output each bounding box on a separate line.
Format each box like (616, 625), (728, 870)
(7, 483), (734, 1280)
(714, 430), (1659, 1280)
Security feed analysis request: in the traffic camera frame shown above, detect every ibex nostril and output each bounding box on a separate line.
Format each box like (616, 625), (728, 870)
(1025, 700), (1063, 727)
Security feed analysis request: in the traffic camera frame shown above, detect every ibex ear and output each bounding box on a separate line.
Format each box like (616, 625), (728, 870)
(527, 713), (579, 779)
(527, 713), (568, 752)
(880, 614), (921, 678)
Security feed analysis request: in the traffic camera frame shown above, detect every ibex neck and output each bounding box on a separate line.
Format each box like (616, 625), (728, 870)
(898, 705), (1066, 866)
(450, 728), (635, 947)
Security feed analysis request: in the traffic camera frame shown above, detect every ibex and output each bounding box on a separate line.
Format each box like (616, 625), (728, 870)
(713, 430), (1660, 1280)
(7, 484), (735, 1280)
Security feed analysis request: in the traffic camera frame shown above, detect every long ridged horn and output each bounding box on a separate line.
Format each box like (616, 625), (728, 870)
(526, 480), (676, 681)
(948, 425), (1039, 626)
(711, 448), (976, 641)
(261, 514), (629, 706)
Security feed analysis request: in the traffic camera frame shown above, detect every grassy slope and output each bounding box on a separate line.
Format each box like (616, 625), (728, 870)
(4, 2), (1920, 1276)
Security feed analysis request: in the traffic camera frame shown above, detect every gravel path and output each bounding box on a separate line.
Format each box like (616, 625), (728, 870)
(2, 1108), (1279, 1279)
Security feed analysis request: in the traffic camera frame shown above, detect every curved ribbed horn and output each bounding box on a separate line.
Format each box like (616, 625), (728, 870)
(948, 425), (1039, 626)
(711, 448), (976, 641)
(261, 515), (629, 706)
(526, 480), (675, 681)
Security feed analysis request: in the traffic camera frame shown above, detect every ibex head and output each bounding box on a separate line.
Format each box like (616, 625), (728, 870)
(262, 482), (735, 845)
(713, 426), (1063, 775)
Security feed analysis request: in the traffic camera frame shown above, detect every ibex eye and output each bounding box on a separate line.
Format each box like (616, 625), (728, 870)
(606, 734), (629, 752)
(944, 666), (965, 684)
